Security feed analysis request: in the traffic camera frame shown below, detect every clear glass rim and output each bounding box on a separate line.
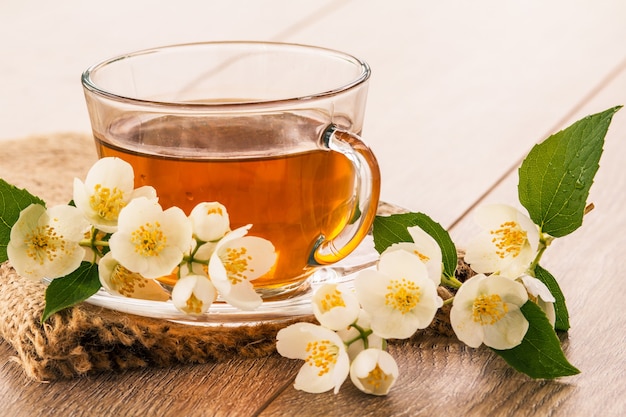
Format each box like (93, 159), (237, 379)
(81, 40), (371, 109)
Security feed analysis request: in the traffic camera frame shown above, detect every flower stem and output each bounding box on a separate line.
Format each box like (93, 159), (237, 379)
(345, 323), (374, 348)
(441, 274), (463, 289)
(528, 232), (553, 274)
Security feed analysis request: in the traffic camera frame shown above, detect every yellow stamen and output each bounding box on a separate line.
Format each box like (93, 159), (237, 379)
(89, 184), (126, 221)
(206, 206), (223, 216)
(24, 225), (68, 265)
(223, 247), (253, 284)
(472, 294), (508, 325)
(360, 364), (389, 391)
(110, 264), (147, 297)
(184, 293), (204, 314)
(413, 249), (430, 262)
(490, 221), (527, 259)
(305, 340), (339, 376)
(385, 278), (421, 314)
(131, 222), (166, 257)
(320, 288), (346, 313)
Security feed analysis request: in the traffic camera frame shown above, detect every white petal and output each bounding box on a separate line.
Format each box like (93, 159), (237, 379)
(98, 253), (170, 301)
(171, 274), (217, 314)
(449, 307), (485, 348)
(276, 323), (320, 359)
(130, 185), (158, 201)
(350, 349), (398, 396)
(483, 307), (529, 349)
(377, 250), (429, 283)
(312, 283), (360, 330)
(189, 202), (230, 242)
(407, 225), (443, 284)
(483, 275), (528, 307)
(84, 157), (134, 192)
(219, 278), (263, 310)
(520, 275), (556, 302)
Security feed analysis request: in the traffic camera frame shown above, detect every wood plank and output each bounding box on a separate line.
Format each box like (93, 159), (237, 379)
(0, 338), (300, 417)
(280, 0), (626, 226)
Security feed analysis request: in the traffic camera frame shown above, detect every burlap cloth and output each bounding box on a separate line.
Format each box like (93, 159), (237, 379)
(0, 133), (467, 381)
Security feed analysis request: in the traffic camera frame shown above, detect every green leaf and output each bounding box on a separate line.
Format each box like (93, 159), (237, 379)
(41, 261), (101, 322)
(534, 264), (570, 331)
(518, 106), (621, 237)
(373, 212), (457, 278)
(0, 179), (46, 262)
(492, 301), (579, 379)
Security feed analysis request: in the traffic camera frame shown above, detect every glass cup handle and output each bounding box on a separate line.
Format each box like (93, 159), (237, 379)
(310, 124), (381, 265)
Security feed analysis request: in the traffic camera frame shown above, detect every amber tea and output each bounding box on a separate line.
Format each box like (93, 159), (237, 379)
(95, 115), (359, 291)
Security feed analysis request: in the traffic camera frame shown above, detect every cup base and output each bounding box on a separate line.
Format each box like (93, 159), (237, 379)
(254, 267), (341, 301)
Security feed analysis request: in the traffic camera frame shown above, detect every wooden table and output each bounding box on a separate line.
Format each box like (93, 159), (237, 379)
(1, 1), (626, 415)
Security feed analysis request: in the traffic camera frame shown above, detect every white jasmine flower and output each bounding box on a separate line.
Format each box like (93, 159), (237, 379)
(381, 224), (443, 284)
(337, 309), (385, 361)
(179, 240), (218, 277)
(171, 274), (218, 315)
(520, 275), (556, 326)
(276, 322), (350, 394)
(354, 250), (443, 339)
(450, 273), (529, 350)
(208, 225), (276, 311)
(350, 348), (399, 396)
(8, 204), (88, 280)
(189, 202), (230, 242)
(109, 197), (192, 279)
(73, 157), (156, 233)
(312, 283), (360, 331)
(464, 204), (540, 278)
(98, 253), (169, 301)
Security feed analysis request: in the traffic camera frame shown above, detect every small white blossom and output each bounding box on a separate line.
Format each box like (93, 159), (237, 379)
(450, 273), (529, 350)
(350, 348), (399, 396)
(98, 252), (169, 301)
(312, 283), (360, 331)
(381, 224), (443, 285)
(8, 204), (88, 280)
(464, 204), (540, 278)
(171, 274), (218, 315)
(354, 250), (443, 339)
(73, 157), (156, 233)
(208, 225), (276, 311)
(109, 197), (192, 279)
(189, 202), (230, 242)
(337, 309), (385, 361)
(520, 275), (556, 326)
(276, 322), (350, 394)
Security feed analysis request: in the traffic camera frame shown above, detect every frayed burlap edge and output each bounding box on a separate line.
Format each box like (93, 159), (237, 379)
(0, 262), (314, 382)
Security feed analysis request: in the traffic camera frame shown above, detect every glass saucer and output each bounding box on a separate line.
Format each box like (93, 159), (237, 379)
(85, 235), (379, 326)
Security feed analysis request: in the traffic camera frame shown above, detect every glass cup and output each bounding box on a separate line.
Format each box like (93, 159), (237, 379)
(81, 41), (380, 299)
